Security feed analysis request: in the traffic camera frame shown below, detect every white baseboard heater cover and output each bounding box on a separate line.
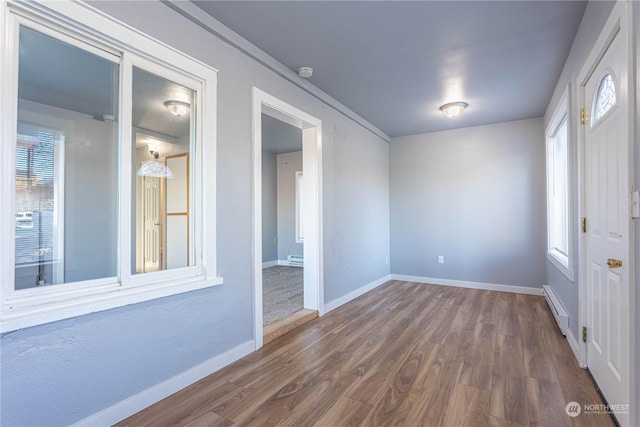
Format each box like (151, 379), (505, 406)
(287, 255), (303, 267)
(543, 285), (569, 335)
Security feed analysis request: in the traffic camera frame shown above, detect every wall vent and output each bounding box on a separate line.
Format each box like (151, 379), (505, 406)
(287, 255), (303, 267)
(542, 285), (569, 335)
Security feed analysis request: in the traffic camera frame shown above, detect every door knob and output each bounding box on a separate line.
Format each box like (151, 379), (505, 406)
(607, 258), (622, 268)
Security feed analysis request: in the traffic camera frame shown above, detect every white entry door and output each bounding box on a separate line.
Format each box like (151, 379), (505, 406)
(583, 8), (630, 425)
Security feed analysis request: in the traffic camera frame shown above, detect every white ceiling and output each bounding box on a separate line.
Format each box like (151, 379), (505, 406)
(193, 1), (587, 137)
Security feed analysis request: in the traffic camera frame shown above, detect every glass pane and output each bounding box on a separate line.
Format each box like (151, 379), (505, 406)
(15, 26), (119, 289)
(549, 118), (568, 258)
(132, 67), (194, 274)
(593, 73), (616, 125)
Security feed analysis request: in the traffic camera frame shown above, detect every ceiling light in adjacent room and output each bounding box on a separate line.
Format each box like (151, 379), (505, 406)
(164, 100), (191, 117)
(439, 101), (468, 118)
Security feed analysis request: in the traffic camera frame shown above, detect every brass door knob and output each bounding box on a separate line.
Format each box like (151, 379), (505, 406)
(607, 258), (623, 268)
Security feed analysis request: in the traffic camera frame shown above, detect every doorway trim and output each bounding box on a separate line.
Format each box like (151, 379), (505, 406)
(576, 1), (635, 423)
(252, 87), (324, 350)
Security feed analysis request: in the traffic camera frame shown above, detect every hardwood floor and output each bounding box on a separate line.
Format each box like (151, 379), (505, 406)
(117, 281), (616, 427)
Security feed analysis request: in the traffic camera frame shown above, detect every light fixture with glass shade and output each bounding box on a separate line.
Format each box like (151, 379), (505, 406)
(164, 100), (190, 117)
(439, 101), (468, 118)
(136, 142), (174, 178)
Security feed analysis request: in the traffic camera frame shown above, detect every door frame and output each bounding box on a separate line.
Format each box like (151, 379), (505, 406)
(252, 87), (324, 350)
(576, 0), (635, 421)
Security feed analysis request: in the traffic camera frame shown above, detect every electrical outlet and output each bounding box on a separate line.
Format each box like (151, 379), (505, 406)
(438, 256), (444, 264)
(385, 256), (390, 265)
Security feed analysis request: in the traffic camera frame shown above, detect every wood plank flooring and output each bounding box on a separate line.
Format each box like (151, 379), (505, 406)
(117, 281), (616, 427)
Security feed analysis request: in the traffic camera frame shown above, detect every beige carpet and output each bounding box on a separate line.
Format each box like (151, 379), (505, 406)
(262, 266), (303, 326)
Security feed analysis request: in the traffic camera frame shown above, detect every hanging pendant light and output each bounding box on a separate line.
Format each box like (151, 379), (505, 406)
(136, 144), (173, 178)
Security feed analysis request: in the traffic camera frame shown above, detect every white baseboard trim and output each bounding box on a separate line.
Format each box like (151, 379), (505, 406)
(566, 328), (584, 367)
(390, 275), (543, 296)
(324, 274), (392, 313)
(73, 340), (255, 427)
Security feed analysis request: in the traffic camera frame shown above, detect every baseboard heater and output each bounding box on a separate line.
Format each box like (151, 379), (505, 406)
(542, 285), (569, 335)
(287, 255), (303, 267)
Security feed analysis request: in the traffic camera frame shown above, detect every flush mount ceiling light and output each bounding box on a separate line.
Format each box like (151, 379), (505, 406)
(164, 100), (191, 117)
(297, 66), (313, 78)
(439, 101), (469, 118)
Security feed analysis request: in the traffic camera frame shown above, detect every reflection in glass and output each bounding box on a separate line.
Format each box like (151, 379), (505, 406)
(132, 67), (194, 274)
(15, 26), (118, 289)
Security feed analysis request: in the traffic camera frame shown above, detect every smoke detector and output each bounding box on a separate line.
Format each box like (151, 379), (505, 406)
(297, 67), (313, 78)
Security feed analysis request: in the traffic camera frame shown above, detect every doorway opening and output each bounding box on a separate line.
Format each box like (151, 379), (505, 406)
(261, 114), (313, 341)
(252, 88), (323, 349)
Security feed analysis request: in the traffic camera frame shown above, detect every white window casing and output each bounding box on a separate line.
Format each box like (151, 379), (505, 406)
(545, 86), (573, 281)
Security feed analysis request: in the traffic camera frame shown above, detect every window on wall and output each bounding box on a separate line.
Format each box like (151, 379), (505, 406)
(591, 73), (617, 126)
(545, 89), (573, 280)
(15, 124), (66, 289)
(1, 1), (220, 332)
(14, 26), (119, 290)
(295, 171), (304, 243)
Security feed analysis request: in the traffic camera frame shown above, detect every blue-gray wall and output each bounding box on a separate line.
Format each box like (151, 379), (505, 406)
(0, 1), (391, 425)
(261, 151), (278, 263)
(323, 117), (391, 302)
(390, 118), (546, 288)
(635, 4), (640, 422)
(631, 3), (640, 425)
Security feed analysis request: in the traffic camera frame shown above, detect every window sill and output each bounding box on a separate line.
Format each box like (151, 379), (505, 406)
(0, 275), (223, 333)
(547, 250), (574, 282)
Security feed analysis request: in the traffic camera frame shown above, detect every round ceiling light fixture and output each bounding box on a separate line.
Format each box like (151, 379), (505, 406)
(297, 66), (313, 78)
(164, 100), (191, 117)
(439, 101), (468, 118)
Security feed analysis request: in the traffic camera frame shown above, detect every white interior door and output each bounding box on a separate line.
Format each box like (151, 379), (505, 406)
(143, 175), (161, 272)
(584, 15), (630, 425)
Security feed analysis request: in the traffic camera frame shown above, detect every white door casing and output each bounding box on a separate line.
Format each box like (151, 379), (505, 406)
(580, 2), (633, 425)
(252, 87), (324, 350)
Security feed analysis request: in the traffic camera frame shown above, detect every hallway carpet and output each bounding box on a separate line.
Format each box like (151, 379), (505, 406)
(262, 266), (303, 325)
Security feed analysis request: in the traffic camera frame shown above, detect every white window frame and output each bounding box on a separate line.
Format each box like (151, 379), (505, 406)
(0, 0), (221, 333)
(545, 86), (573, 280)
